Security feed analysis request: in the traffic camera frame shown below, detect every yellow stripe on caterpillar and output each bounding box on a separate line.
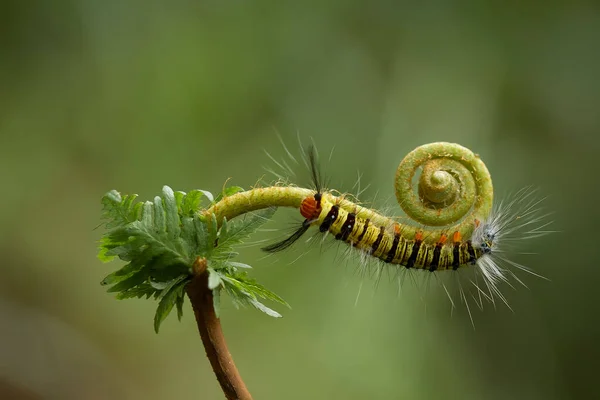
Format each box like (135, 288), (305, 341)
(310, 195), (483, 270)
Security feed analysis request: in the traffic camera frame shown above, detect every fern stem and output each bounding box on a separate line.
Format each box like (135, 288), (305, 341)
(204, 186), (312, 223)
(186, 257), (253, 400)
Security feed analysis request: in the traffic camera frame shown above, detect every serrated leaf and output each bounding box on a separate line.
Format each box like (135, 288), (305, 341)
(193, 217), (209, 255)
(219, 217), (228, 242)
(157, 275), (188, 300)
(162, 186), (181, 238)
(181, 190), (204, 216)
(218, 270), (288, 318)
(116, 283), (161, 300)
(107, 269), (149, 293)
(213, 208), (276, 260)
(174, 191), (185, 211)
(206, 213), (218, 252)
(98, 237), (133, 262)
(101, 190), (142, 228)
(101, 262), (142, 286)
(222, 273), (289, 307)
(154, 275), (189, 333)
(98, 235), (120, 262)
(153, 196), (166, 232)
(141, 201), (153, 226)
(249, 298), (282, 318)
(227, 261), (252, 269)
(127, 219), (188, 266)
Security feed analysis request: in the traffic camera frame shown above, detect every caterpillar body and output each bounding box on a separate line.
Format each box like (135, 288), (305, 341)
(298, 194), (481, 271)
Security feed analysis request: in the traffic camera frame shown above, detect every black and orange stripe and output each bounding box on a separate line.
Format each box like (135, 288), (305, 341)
(311, 198), (483, 270)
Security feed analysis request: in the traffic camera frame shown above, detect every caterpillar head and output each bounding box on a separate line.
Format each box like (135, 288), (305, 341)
(300, 193), (322, 221)
(474, 223), (497, 255)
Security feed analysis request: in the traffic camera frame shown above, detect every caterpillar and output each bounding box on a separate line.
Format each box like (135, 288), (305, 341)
(258, 141), (551, 311)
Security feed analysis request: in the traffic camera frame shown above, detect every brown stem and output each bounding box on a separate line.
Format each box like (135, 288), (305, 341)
(186, 257), (253, 400)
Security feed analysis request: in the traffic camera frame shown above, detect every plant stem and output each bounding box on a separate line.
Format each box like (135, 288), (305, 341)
(186, 257), (253, 400)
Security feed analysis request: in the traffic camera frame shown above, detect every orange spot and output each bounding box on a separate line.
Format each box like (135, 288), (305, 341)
(415, 230), (423, 241)
(300, 197), (319, 220)
(394, 224), (402, 235)
(453, 231), (462, 243)
(438, 233), (448, 245)
(474, 219), (481, 228)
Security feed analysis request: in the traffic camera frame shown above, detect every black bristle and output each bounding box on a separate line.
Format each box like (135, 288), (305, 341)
(307, 144), (322, 195)
(262, 144), (325, 253)
(261, 221), (311, 253)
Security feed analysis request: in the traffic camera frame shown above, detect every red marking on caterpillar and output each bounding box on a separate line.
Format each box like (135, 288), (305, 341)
(300, 196), (321, 220)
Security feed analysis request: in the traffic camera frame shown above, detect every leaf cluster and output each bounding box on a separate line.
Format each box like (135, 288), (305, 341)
(98, 185), (287, 332)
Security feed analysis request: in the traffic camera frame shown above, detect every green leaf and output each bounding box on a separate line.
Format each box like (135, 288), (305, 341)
(154, 275), (189, 333)
(100, 262), (142, 286)
(97, 235), (122, 263)
(106, 269), (149, 293)
(141, 201), (153, 226)
(173, 191), (185, 211)
(213, 208), (276, 261)
(227, 261), (252, 269)
(193, 216), (210, 255)
(219, 271), (289, 318)
(98, 185), (288, 331)
(219, 217), (229, 243)
(162, 186), (181, 238)
(100, 186), (193, 296)
(153, 196), (166, 232)
(224, 272), (289, 307)
(181, 190), (204, 216)
(97, 234), (132, 263)
(248, 298), (282, 318)
(116, 283), (161, 300)
(100, 190), (143, 229)
(206, 213), (219, 253)
(176, 286), (186, 321)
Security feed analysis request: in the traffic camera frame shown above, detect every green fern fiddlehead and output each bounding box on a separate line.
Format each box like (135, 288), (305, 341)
(394, 142), (493, 241)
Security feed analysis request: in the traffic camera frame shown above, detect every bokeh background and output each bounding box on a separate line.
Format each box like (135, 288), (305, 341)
(1, 1), (598, 399)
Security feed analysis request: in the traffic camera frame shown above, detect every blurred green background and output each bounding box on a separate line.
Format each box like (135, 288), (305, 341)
(1, 1), (598, 399)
